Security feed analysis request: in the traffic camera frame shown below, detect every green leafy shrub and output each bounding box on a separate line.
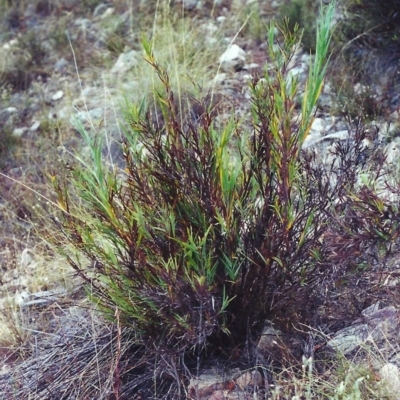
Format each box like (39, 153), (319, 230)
(51, 4), (393, 397)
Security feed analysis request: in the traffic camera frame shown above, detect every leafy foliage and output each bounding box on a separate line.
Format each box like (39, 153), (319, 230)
(53, 1), (334, 350)
(49, 2), (400, 396)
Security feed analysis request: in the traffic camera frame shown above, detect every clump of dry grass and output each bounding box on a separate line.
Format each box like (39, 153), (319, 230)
(0, 301), (132, 399)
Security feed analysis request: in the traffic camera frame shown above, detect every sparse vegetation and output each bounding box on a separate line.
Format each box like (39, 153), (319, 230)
(0, 126), (20, 168)
(330, 0), (400, 118)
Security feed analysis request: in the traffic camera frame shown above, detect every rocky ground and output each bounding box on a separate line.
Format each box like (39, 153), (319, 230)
(1, 0), (400, 398)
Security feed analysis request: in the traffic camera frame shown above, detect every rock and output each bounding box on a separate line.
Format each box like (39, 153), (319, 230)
(188, 369), (235, 399)
(74, 18), (92, 30)
(111, 50), (140, 75)
(327, 127), (350, 141)
(327, 306), (400, 361)
(379, 363), (400, 397)
(187, 368), (262, 400)
(235, 370), (262, 389)
(88, 107), (103, 120)
(0, 107), (18, 125)
(4, 107), (17, 114)
(311, 117), (326, 134)
(219, 44), (246, 72)
(302, 129), (350, 149)
(354, 82), (369, 96)
(93, 3), (110, 17)
(201, 21), (218, 35)
(385, 138), (400, 166)
(362, 302), (381, 317)
(12, 127), (28, 137)
(256, 325), (283, 363)
(29, 120), (40, 132)
(54, 57), (68, 72)
(213, 73), (227, 86)
(174, 0), (199, 11)
(52, 90), (64, 101)
(73, 107), (104, 124)
(286, 48), (308, 87)
(100, 7), (115, 19)
(255, 324), (302, 363)
(243, 63), (260, 70)
(302, 132), (323, 149)
(20, 248), (34, 268)
(327, 323), (369, 355)
(14, 290), (29, 306)
(319, 82), (334, 109)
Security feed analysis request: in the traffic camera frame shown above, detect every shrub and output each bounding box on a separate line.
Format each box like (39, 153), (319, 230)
(50, 3), (386, 397)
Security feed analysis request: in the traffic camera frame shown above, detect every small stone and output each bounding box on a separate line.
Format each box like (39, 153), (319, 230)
(100, 7), (115, 19)
(256, 325), (283, 362)
(74, 108), (103, 124)
(2, 38), (18, 50)
(235, 370), (262, 389)
(14, 290), (29, 306)
(354, 82), (368, 95)
(302, 132), (323, 149)
(12, 127), (28, 137)
(243, 62), (260, 70)
(4, 107), (17, 114)
(213, 73), (227, 85)
(93, 3), (110, 17)
(322, 130), (350, 141)
(74, 18), (92, 30)
(202, 21), (218, 34)
(176, 0), (199, 11)
(216, 16), (226, 23)
(219, 44), (246, 72)
(206, 37), (218, 46)
(379, 363), (400, 396)
(88, 108), (103, 120)
(111, 50), (140, 75)
(29, 120), (40, 132)
(311, 118), (326, 134)
(54, 57), (68, 72)
(362, 302), (380, 317)
(52, 90), (64, 101)
(20, 248), (34, 268)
